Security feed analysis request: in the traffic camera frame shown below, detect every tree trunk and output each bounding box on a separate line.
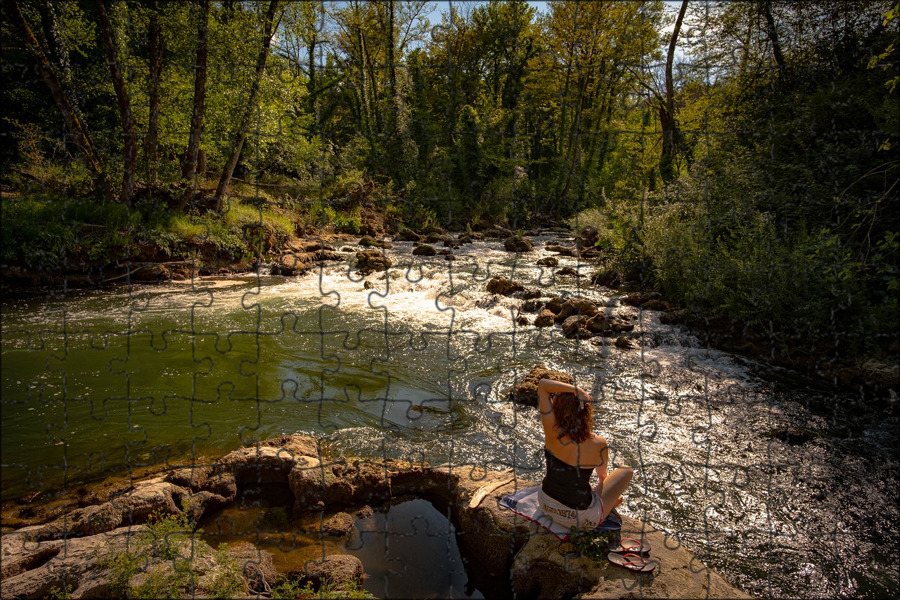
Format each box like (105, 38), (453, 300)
(661, 0), (688, 183)
(7, 0), (113, 200)
(214, 0), (280, 209)
(95, 0), (137, 203)
(762, 0), (785, 69)
(144, 0), (162, 185)
(181, 0), (210, 190)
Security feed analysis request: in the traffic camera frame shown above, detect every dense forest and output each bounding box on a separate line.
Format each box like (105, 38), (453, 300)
(1, 0), (898, 363)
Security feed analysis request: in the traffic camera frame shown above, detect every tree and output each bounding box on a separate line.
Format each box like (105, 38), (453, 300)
(5, 0), (112, 199)
(180, 0), (210, 192)
(94, 0), (138, 202)
(144, 0), (162, 184)
(659, 0), (688, 183)
(213, 0), (281, 209)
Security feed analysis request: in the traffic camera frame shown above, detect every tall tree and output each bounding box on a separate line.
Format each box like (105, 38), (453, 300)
(6, 0), (112, 199)
(660, 0), (688, 183)
(180, 0), (210, 190)
(95, 0), (138, 202)
(214, 0), (281, 209)
(144, 0), (162, 184)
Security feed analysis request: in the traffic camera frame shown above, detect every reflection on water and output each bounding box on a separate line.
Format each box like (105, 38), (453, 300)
(346, 499), (481, 600)
(2, 236), (897, 599)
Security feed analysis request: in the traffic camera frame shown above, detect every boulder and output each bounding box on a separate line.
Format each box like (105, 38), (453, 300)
(546, 244), (575, 256)
(290, 555), (364, 592)
(508, 364), (573, 407)
(229, 541), (278, 594)
(561, 315), (593, 339)
(358, 236), (392, 249)
(615, 336), (637, 349)
(397, 228), (422, 242)
(486, 277), (525, 296)
(504, 237), (534, 252)
(545, 296), (564, 315)
(412, 244), (437, 256)
(355, 250), (392, 274)
(536, 256), (558, 267)
(556, 266), (581, 277)
(510, 513), (752, 600)
(130, 264), (170, 282)
(534, 309), (555, 328)
(556, 298), (600, 322)
(522, 299), (544, 313)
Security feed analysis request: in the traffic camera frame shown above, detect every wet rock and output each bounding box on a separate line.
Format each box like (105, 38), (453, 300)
(412, 244), (437, 256)
(536, 256), (558, 267)
(322, 512), (356, 536)
(546, 244), (575, 256)
(556, 297), (600, 322)
(534, 310), (555, 328)
(575, 225), (600, 250)
(358, 236), (392, 249)
(516, 315), (530, 326)
(290, 555), (364, 592)
(545, 296), (564, 315)
(562, 315), (592, 339)
(425, 232), (451, 244)
(508, 364), (574, 407)
(486, 277), (525, 296)
(458, 234), (473, 244)
(131, 264), (170, 282)
(556, 266), (581, 277)
(522, 289), (542, 300)
(504, 237), (534, 252)
(364, 280), (374, 290)
(397, 227), (421, 242)
(622, 291), (662, 307)
(615, 336), (636, 349)
(522, 299), (544, 313)
(355, 250), (392, 274)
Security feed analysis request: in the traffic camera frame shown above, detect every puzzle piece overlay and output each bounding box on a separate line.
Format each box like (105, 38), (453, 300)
(1, 2), (897, 599)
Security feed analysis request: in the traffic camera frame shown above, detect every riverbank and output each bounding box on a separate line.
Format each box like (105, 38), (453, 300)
(0, 433), (752, 599)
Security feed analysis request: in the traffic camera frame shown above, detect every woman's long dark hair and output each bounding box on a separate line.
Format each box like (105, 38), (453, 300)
(551, 392), (593, 444)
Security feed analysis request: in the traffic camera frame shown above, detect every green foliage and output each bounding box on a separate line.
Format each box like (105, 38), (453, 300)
(131, 560), (193, 600)
(0, 198), (76, 270)
(208, 544), (246, 599)
(272, 576), (375, 600)
(138, 509), (194, 560)
(106, 550), (145, 597)
(47, 583), (74, 600)
(569, 529), (619, 561)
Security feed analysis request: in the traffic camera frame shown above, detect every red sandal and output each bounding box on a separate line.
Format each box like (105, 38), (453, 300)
(607, 551), (657, 574)
(608, 537), (651, 556)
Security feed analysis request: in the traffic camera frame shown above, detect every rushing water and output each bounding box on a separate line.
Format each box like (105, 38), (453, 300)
(2, 234), (897, 599)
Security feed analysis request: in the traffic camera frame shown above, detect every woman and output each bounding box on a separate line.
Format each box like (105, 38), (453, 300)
(537, 378), (633, 530)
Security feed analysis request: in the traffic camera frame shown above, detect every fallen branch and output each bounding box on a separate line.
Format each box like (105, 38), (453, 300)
(468, 468), (516, 508)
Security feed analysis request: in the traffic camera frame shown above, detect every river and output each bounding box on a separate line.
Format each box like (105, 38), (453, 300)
(1, 233), (897, 598)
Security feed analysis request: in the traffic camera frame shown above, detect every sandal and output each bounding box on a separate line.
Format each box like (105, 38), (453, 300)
(608, 537), (651, 556)
(607, 551), (657, 574)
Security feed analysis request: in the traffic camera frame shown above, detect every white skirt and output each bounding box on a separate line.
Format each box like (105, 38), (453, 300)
(538, 488), (604, 531)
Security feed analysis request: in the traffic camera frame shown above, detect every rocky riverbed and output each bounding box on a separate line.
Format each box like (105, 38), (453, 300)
(1, 433), (751, 599)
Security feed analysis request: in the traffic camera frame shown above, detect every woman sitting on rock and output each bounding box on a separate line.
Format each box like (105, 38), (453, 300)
(537, 378), (633, 530)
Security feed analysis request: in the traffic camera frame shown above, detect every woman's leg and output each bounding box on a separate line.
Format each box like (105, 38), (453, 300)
(595, 467), (633, 522)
